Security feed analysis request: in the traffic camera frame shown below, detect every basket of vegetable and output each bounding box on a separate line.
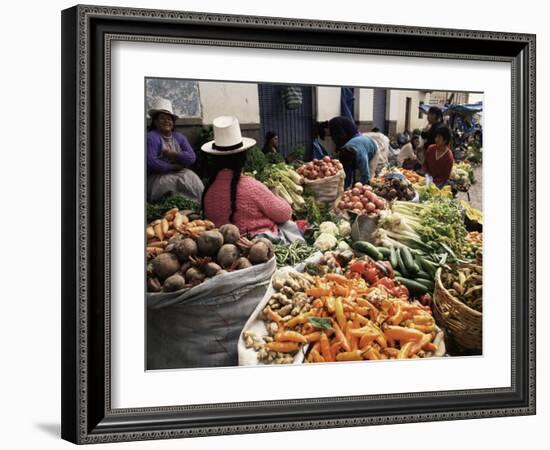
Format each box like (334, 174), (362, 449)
(432, 264), (482, 351)
(374, 172), (417, 201)
(296, 157), (345, 206)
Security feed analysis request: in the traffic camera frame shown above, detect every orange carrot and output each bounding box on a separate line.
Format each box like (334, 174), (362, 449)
(397, 341), (414, 359)
(363, 347), (381, 360)
(325, 273), (350, 285)
(275, 330), (307, 344)
(331, 323), (351, 352)
(309, 349), (325, 363)
(336, 350), (363, 361)
(306, 287), (331, 297)
(265, 342), (299, 353)
(384, 325), (424, 343)
(319, 332), (333, 362)
(304, 331), (322, 343)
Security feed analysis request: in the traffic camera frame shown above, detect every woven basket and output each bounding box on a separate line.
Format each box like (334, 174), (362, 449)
(433, 268), (482, 351)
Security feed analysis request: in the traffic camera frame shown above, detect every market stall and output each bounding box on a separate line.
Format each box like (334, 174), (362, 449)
(145, 154), (484, 369)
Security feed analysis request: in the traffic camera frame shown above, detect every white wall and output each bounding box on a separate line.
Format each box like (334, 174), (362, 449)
(198, 81), (260, 124)
(391, 90), (430, 133)
(358, 88), (374, 122)
(316, 86), (341, 120)
(1, 1), (546, 450)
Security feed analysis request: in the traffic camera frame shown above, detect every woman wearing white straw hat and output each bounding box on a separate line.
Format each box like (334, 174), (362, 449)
(146, 97), (204, 203)
(201, 116), (294, 238)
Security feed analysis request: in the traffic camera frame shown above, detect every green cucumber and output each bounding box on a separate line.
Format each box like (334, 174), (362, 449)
(415, 270), (431, 280)
(400, 247), (417, 275)
(413, 278), (435, 292)
(395, 277), (429, 295)
(418, 256), (437, 277)
(377, 247), (391, 258)
(395, 248), (409, 277)
(353, 241), (383, 260)
(389, 246), (398, 269)
(393, 270), (402, 278)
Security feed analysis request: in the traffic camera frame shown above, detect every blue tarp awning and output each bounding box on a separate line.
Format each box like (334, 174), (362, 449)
(418, 101), (483, 116)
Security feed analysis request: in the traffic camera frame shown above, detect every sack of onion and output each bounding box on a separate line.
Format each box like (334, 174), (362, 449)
(297, 157), (345, 206)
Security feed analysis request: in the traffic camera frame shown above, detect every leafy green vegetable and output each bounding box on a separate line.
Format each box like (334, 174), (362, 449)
(417, 197), (467, 256)
(265, 152), (285, 165)
(308, 317), (332, 330)
(243, 146), (268, 174)
(146, 194), (201, 222)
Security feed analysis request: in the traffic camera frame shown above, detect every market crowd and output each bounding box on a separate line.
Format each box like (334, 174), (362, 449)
(147, 97), (467, 242)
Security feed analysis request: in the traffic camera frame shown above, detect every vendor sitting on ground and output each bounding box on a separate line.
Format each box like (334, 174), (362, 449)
(421, 126), (454, 188)
(398, 134), (421, 170)
(305, 121), (330, 162)
(202, 116), (294, 239)
(329, 116), (379, 188)
(146, 97), (204, 203)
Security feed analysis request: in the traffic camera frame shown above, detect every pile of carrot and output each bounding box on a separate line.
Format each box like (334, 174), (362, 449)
(146, 208), (215, 259)
(265, 272), (439, 363)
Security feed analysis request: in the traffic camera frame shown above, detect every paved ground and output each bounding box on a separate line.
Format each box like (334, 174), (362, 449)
(455, 165), (482, 211)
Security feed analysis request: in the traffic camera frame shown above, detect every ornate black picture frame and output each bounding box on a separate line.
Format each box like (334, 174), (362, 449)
(61, 4), (536, 444)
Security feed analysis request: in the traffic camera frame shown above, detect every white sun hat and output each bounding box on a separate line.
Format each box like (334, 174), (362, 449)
(201, 116), (256, 155)
(147, 97), (179, 120)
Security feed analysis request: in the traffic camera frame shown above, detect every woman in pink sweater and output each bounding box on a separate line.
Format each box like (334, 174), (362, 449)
(201, 117), (292, 237)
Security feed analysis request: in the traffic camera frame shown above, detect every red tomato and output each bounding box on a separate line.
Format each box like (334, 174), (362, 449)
(375, 276), (395, 291)
(364, 266), (379, 284)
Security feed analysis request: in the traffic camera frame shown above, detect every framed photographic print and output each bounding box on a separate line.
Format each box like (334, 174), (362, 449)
(61, 4), (536, 444)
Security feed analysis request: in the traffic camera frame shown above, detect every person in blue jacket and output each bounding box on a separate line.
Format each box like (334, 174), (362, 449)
(306, 121), (330, 162)
(328, 116), (379, 188)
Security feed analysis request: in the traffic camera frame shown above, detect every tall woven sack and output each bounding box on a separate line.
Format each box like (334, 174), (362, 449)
(147, 258), (276, 369)
(303, 169), (345, 207)
(432, 268), (482, 351)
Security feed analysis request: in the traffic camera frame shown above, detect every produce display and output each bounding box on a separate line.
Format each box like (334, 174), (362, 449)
(146, 208), (274, 292)
(375, 168), (425, 186)
(336, 182), (386, 216)
(273, 242), (319, 268)
(373, 174), (416, 201)
(148, 142), (484, 364)
(440, 259), (483, 312)
(242, 271), (315, 364)
(296, 156), (344, 180)
(374, 199), (468, 257)
(255, 163), (305, 211)
(242, 268), (443, 364)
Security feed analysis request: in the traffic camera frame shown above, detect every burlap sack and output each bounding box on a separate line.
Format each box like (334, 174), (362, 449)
(303, 169), (345, 207)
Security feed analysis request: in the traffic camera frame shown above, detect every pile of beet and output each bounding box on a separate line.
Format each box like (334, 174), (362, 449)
(147, 223), (274, 293)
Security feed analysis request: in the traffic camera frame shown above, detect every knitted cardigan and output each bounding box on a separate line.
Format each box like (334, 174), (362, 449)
(204, 169), (292, 236)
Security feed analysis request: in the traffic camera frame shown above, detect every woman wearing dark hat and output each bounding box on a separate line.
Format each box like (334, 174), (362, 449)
(328, 116), (379, 188)
(421, 106), (445, 148)
(201, 116), (294, 238)
(146, 97), (204, 202)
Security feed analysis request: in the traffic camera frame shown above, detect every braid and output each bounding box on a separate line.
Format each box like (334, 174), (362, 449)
(202, 152), (247, 223)
(229, 169), (240, 224)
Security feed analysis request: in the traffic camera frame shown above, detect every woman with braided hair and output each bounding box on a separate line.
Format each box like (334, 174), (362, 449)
(201, 116), (292, 237)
